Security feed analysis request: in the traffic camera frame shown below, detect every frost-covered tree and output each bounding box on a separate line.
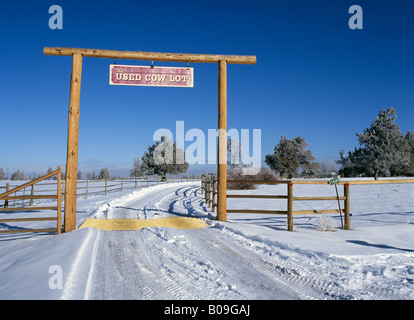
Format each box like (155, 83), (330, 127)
(265, 136), (319, 179)
(302, 161), (321, 177)
(130, 157), (143, 178)
(357, 107), (410, 179)
(11, 170), (25, 181)
(47, 167), (54, 180)
(337, 148), (372, 177)
(140, 136), (189, 176)
(318, 161), (338, 177)
(99, 168), (111, 180)
(390, 131), (414, 176)
(405, 131), (414, 176)
(227, 138), (241, 169)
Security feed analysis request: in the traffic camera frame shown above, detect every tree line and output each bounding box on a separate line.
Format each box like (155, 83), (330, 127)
(2, 107), (412, 182)
(264, 107), (413, 179)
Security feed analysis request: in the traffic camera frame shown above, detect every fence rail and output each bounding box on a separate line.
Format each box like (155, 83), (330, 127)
(201, 175), (414, 232)
(0, 167), (62, 234)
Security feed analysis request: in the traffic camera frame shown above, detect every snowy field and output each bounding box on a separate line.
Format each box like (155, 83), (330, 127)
(0, 180), (413, 300)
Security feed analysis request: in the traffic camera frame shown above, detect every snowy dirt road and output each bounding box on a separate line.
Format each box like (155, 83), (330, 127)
(67, 183), (303, 299)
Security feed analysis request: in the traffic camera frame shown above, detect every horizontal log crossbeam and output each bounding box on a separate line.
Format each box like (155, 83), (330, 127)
(43, 47), (257, 65)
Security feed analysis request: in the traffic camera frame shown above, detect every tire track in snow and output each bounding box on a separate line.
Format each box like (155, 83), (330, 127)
(61, 228), (97, 299)
(208, 225), (354, 299)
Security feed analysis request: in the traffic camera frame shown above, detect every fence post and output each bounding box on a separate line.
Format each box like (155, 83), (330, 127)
(57, 166), (62, 234)
(85, 180), (89, 199)
(105, 179), (107, 195)
(205, 179), (209, 202)
(344, 183), (350, 230)
(208, 179), (212, 207)
(5, 183), (9, 208)
(121, 178), (123, 192)
(287, 182), (293, 231)
(30, 185), (35, 206)
(135, 177), (137, 189)
(201, 175), (205, 193)
(212, 177), (216, 213)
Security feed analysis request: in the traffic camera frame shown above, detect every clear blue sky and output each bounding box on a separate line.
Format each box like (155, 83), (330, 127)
(1, 0), (413, 176)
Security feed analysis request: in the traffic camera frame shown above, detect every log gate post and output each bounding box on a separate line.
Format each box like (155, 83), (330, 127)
(64, 53), (82, 232)
(217, 60), (227, 222)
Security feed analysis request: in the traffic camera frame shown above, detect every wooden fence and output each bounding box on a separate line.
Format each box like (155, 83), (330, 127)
(201, 174), (217, 212)
(0, 175), (199, 204)
(201, 175), (414, 232)
(0, 167), (62, 234)
(0, 174), (199, 234)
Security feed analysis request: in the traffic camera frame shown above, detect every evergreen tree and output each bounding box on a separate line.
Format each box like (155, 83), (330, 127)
(99, 168), (111, 180)
(265, 135), (319, 179)
(391, 131), (414, 176)
(47, 167), (53, 180)
(140, 136), (189, 176)
(130, 157), (143, 178)
(227, 138), (242, 169)
(405, 131), (414, 176)
(357, 107), (410, 179)
(0, 168), (4, 180)
(337, 148), (372, 177)
(11, 170), (25, 181)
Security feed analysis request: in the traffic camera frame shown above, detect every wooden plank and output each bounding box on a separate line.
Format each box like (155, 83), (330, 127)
(43, 47), (257, 65)
(64, 53), (83, 233)
(0, 217), (58, 222)
(227, 209), (288, 214)
(291, 180), (331, 185)
(292, 209), (344, 215)
(292, 196), (346, 201)
(1, 195), (58, 200)
(217, 60), (227, 222)
(0, 207), (58, 212)
(0, 228), (58, 234)
(290, 179), (414, 185)
(227, 194), (288, 199)
(227, 180), (290, 185)
(346, 179), (414, 185)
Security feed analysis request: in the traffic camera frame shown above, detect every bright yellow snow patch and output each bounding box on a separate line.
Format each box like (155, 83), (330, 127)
(79, 217), (208, 231)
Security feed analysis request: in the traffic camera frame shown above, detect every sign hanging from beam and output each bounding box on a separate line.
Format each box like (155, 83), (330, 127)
(109, 64), (194, 87)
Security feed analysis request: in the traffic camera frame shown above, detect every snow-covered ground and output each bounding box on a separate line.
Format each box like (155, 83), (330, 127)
(0, 180), (413, 300)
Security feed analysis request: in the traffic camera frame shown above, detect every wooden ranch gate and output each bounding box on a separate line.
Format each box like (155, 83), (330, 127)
(43, 47), (256, 232)
(0, 167), (62, 234)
